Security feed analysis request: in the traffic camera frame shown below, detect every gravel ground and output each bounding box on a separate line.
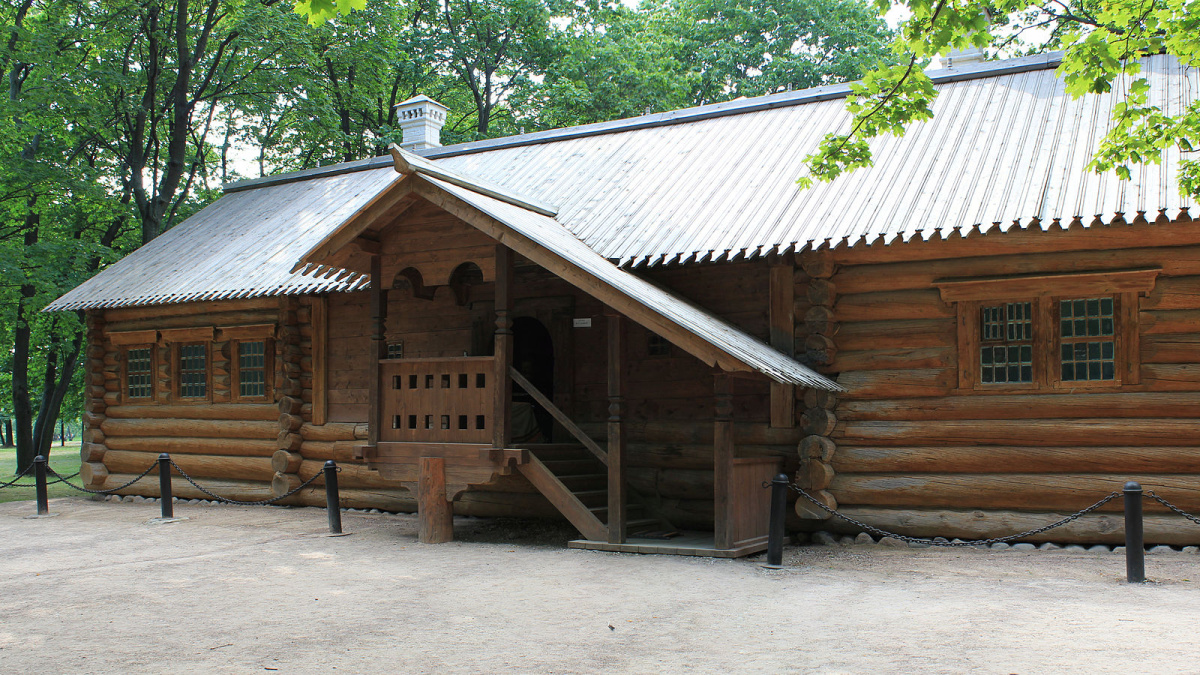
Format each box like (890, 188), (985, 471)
(2, 497), (1199, 674)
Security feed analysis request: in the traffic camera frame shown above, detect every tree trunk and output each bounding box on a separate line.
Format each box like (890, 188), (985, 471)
(2, 419), (12, 447)
(32, 325), (83, 459)
(12, 224), (37, 472)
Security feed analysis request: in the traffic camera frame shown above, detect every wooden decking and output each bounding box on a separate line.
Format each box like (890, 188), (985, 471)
(568, 531), (769, 558)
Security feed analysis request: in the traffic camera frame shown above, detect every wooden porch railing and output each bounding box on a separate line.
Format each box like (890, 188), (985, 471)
(509, 367), (607, 465)
(380, 356), (495, 444)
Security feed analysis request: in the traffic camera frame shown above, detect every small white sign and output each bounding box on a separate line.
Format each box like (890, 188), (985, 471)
(572, 318), (592, 328)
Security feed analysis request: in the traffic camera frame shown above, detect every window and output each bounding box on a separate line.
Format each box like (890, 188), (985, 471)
(937, 268), (1158, 391)
(647, 334), (671, 357)
(387, 341), (404, 359)
(237, 341), (267, 398)
(126, 347), (154, 399)
(178, 343), (207, 398)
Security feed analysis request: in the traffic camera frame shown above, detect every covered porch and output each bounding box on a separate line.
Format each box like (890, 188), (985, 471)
(299, 145), (840, 556)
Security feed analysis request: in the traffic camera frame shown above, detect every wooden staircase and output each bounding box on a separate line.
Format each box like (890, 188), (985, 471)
(517, 444), (672, 542)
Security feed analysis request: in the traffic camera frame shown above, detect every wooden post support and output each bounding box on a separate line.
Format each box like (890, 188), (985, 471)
(493, 245), (514, 450)
(713, 372), (735, 550)
(311, 296), (328, 426)
(418, 457), (454, 544)
(606, 310), (626, 544)
(769, 264), (795, 428)
(367, 253), (386, 447)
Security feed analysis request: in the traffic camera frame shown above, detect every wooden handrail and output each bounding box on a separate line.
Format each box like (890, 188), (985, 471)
(509, 366), (607, 465)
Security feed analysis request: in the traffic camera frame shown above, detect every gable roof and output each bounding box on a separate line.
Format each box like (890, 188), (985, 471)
(48, 51), (1197, 314)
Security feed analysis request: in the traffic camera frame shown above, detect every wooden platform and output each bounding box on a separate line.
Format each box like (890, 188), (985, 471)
(568, 532), (768, 558)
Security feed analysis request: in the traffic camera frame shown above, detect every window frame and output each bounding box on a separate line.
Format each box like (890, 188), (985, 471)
(174, 341), (211, 403)
(231, 338), (274, 402)
(940, 268), (1157, 393)
(121, 344), (157, 404)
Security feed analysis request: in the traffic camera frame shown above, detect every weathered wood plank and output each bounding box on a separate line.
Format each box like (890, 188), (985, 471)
(835, 419), (1200, 446)
(833, 445), (1200, 474)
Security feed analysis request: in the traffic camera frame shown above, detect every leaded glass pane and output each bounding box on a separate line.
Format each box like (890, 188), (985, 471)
(979, 302), (1034, 384)
(127, 348), (152, 398)
(1059, 296), (1117, 382)
(179, 344), (207, 398)
(238, 341), (266, 397)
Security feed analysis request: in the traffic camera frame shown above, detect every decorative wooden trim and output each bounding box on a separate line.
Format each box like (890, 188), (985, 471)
(1121, 292), (1140, 385)
(936, 268), (1160, 302)
(606, 311), (626, 545)
(311, 297), (328, 426)
(160, 326), (215, 343)
(108, 329), (158, 346)
(217, 323), (275, 341)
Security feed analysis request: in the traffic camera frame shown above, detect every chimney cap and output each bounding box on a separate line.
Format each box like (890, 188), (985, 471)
(394, 95), (449, 151)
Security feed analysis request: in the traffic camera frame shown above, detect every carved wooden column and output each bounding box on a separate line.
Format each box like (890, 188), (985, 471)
(713, 371), (735, 550)
(367, 253), (386, 447)
(492, 245), (514, 449)
(606, 310), (626, 544)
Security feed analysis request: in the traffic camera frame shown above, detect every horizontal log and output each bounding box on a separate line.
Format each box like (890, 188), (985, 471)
(104, 450), (275, 482)
(834, 446), (1200, 475)
(1142, 334), (1200, 364)
(830, 473), (1200, 512)
(80, 442), (107, 462)
(816, 507), (1197, 545)
(272, 450), (303, 474)
(291, 460), (401, 489)
(81, 461), (107, 486)
(105, 404), (278, 421)
(280, 484), (561, 519)
(103, 298), (279, 323)
(574, 421), (803, 446)
(838, 392), (1200, 421)
(101, 418), (278, 440)
(835, 419), (1200, 446)
(834, 289), (953, 322)
(829, 346), (954, 372)
(1140, 363), (1200, 391)
(658, 498), (715, 530)
(1140, 310), (1200, 335)
(835, 368), (954, 399)
(95, 474), (273, 502)
(299, 441), (361, 463)
(104, 436), (277, 457)
(299, 423), (368, 442)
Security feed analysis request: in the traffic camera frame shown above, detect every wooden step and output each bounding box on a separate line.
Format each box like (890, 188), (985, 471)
(517, 455), (607, 541)
(558, 474), (606, 491)
(541, 459), (604, 475)
(573, 489), (608, 508)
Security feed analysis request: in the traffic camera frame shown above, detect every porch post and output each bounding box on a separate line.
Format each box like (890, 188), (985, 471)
(367, 253), (387, 447)
(714, 371), (735, 550)
(493, 244), (514, 449)
(418, 457), (454, 543)
(606, 310), (626, 544)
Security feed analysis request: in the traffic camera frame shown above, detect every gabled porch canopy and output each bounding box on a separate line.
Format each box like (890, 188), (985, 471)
(298, 145), (840, 391)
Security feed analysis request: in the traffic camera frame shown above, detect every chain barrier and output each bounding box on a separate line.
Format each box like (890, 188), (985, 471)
(1146, 491), (1200, 527)
(785, 482), (1123, 547)
(168, 458), (328, 506)
(3, 472), (81, 488)
(48, 463), (159, 495)
(0, 464), (35, 489)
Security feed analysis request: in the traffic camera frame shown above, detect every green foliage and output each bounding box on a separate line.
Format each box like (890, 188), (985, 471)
(801, 0), (1200, 200)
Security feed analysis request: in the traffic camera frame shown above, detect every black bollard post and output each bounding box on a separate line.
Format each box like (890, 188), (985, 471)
(33, 455), (49, 516)
(324, 461), (342, 534)
(1124, 481), (1145, 583)
(158, 454), (173, 519)
(767, 473), (789, 567)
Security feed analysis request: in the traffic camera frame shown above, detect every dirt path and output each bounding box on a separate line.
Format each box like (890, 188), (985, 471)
(2, 497), (1198, 674)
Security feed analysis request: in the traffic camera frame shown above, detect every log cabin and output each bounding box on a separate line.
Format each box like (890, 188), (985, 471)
(49, 52), (1200, 552)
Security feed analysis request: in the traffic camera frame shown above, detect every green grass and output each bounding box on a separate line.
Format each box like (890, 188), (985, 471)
(0, 443), (85, 505)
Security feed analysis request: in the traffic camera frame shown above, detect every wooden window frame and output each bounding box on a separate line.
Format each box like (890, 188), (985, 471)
(121, 344), (157, 404)
(173, 341), (211, 403)
(231, 338), (274, 402)
(940, 269), (1157, 393)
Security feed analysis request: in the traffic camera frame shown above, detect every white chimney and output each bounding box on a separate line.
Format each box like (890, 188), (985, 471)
(944, 47), (986, 69)
(394, 95), (449, 151)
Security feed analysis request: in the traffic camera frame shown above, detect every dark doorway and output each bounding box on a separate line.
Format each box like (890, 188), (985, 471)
(512, 316), (555, 442)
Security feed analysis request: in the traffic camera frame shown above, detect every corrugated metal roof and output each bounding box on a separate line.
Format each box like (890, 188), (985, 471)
(48, 51), (1199, 312)
(418, 174), (839, 389)
(427, 52), (1196, 267)
(47, 167), (395, 311)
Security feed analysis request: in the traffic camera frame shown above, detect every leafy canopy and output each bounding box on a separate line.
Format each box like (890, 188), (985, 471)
(798, 0), (1200, 199)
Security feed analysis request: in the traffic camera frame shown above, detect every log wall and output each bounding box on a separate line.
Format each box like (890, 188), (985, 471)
(802, 216), (1200, 544)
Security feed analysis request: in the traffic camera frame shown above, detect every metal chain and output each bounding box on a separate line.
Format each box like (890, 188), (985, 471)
(3, 471), (81, 488)
(0, 463), (35, 489)
(48, 463), (159, 495)
(786, 482), (1122, 547)
(168, 458), (327, 506)
(1146, 491), (1200, 527)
